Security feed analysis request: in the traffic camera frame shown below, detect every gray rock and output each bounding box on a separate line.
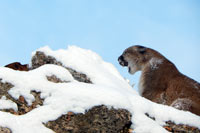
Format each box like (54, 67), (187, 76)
(0, 126), (11, 133)
(164, 121), (200, 133)
(0, 80), (44, 115)
(45, 105), (132, 133)
(31, 51), (92, 83)
(146, 113), (200, 133)
(47, 75), (70, 83)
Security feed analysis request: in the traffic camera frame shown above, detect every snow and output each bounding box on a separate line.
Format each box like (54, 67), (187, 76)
(0, 96), (18, 111)
(0, 45), (199, 133)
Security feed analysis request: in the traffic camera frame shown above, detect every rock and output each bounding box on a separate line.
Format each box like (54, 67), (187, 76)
(31, 51), (92, 83)
(47, 75), (70, 83)
(0, 80), (44, 115)
(5, 62), (29, 71)
(164, 121), (200, 133)
(44, 105), (132, 133)
(31, 51), (133, 132)
(0, 78), (132, 132)
(146, 113), (200, 133)
(0, 80), (13, 99)
(0, 126), (11, 133)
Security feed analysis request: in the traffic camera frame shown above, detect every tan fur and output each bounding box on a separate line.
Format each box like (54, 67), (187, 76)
(118, 45), (200, 116)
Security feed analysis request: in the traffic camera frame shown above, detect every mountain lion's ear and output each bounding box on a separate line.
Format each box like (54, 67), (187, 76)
(137, 46), (146, 54)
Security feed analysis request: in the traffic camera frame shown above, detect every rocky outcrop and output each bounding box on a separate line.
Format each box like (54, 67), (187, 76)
(31, 51), (132, 132)
(45, 105), (132, 133)
(0, 80), (43, 115)
(0, 51), (132, 133)
(164, 121), (200, 132)
(146, 113), (200, 132)
(0, 80), (132, 133)
(0, 126), (11, 133)
(31, 51), (91, 83)
(0, 50), (199, 133)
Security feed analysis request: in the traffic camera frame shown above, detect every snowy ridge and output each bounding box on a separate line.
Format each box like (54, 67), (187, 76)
(32, 46), (128, 87)
(0, 46), (199, 133)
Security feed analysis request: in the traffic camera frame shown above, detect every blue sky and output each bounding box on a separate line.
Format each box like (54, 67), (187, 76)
(0, 0), (199, 89)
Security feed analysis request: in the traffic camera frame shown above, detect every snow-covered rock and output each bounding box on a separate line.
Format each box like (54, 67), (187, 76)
(0, 46), (200, 133)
